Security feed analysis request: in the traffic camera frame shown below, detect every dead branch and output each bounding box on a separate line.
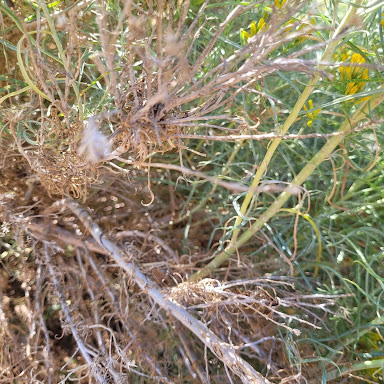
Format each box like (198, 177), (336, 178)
(166, 124), (375, 141)
(44, 244), (108, 384)
(51, 198), (272, 384)
(27, 221), (108, 255)
(114, 230), (179, 262)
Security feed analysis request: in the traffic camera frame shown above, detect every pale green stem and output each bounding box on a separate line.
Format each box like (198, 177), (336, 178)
(326, 358), (384, 381)
(17, 35), (51, 101)
(0, 86), (31, 106)
(228, 0), (364, 246)
(326, 316), (384, 361)
(39, 0), (83, 120)
(166, 140), (245, 227)
(189, 87), (384, 281)
(343, 160), (384, 200)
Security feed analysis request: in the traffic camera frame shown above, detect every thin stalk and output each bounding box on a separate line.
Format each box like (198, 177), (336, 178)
(0, 86), (31, 106)
(169, 140), (245, 226)
(326, 358), (384, 381)
(325, 316), (384, 362)
(17, 36), (51, 101)
(54, 198), (272, 384)
(189, 86), (384, 281)
(39, 0), (83, 120)
(342, 159), (384, 200)
(228, 0), (364, 247)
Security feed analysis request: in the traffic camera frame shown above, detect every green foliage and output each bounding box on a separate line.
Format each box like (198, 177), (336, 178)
(1, 0), (384, 382)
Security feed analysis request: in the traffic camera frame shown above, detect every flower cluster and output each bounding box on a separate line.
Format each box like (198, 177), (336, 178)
(240, 18), (267, 42)
(337, 51), (369, 99)
(274, 0), (287, 9)
(303, 100), (321, 127)
(240, 0), (288, 42)
(240, 1), (314, 45)
(283, 17), (316, 44)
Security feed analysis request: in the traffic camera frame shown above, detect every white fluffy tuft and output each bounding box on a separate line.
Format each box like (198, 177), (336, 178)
(78, 116), (112, 164)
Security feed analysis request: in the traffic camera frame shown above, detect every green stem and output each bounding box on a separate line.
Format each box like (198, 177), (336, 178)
(228, 0), (364, 246)
(326, 317), (384, 362)
(189, 87), (384, 281)
(164, 140), (245, 227)
(189, 0), (367, 281)
(343, 159), (384, 200)
(39, 0), (83, 120)
(0, 86), (31, 106)
(326, 358), (384, 381)
(17, 35), (51, 101)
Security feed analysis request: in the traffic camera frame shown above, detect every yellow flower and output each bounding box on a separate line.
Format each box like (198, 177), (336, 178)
(241, 18), (268, 43)
(283, 18), (316, 43)
(303, 100), (321, 127)
(275, 0), (287, 10)
(257, 18), (266, 33)
(283, 19), (294, 32)
(337, 50), (369, 101)
(240, 29), (251, 42)
(250, 21), (256, 36)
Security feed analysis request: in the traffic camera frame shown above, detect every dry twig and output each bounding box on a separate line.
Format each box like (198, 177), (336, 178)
(51, 198), (272, 384)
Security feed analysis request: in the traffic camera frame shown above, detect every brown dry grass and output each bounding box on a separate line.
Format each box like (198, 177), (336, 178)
(0, 1), (352, 383)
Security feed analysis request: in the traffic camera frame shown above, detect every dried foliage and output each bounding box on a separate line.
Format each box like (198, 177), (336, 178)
(1, 0), (383, 383)
(0, 185), (345, 383)
(1, 0), (317, 197)
(0, 146), (348, 383)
